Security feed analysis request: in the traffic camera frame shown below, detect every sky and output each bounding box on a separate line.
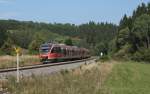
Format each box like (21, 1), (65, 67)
(0, 0), (150, 25)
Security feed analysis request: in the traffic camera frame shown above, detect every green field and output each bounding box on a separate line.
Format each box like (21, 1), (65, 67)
(105, 61), (150, 94)
(1, 61), (150, 94)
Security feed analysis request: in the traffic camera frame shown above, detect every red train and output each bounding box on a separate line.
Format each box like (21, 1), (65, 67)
(39, 43), (90, 63)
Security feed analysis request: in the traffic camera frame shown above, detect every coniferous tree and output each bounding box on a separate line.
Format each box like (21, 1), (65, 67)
(0, 26), (7, 47)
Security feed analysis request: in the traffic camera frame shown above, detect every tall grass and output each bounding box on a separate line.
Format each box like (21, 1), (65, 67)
(0, 55), (40, 69)
(2, 61), (114, 94)
(3, 60), (149, 94)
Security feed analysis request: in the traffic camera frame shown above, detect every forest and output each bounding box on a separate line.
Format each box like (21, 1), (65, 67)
(0, 19), (117, 55)
(112, 2), (150, 62)
(0, 2), (150, 62)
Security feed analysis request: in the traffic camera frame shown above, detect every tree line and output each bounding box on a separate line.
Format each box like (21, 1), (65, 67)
(110, 2), (150, 62)
(0, 20), (117, 55)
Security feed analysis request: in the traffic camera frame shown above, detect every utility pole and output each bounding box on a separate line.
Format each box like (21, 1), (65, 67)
(16, 53), (19, 83)
(14, 47), (20, 83)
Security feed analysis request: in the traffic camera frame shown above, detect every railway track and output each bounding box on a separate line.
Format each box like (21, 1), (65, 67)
(0, 57), (96, 74)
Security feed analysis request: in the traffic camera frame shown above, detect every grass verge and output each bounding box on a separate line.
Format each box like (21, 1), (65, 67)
(1, 61), (114, 94)
(0, 55), (40, 69)
(104, 61), (150, 94)
(1, 60), (150, 94)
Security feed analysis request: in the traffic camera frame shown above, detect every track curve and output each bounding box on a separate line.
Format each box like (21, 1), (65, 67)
(0, 57), (96, 77)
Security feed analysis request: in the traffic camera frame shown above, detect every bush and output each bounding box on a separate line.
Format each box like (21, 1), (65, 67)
(114, 43), (132, 60)
(98, 55), (110, 62)
(64, 38), (73, 46)
(28, 50), (39, 55)
(0, 38), (15, 55)
(0, 49), (5, 55)
(132, 48), (150, 62)
(144, 49), (150, 62)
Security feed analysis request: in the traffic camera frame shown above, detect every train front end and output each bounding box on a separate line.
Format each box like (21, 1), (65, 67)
(39, 43), (64, 63)
(39, 43), (52, 63)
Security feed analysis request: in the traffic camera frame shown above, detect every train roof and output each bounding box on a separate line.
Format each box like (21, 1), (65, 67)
(40, 43), (89, 51)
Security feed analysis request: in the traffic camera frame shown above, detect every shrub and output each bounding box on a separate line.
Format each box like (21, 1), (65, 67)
(132, 48), (150, 62)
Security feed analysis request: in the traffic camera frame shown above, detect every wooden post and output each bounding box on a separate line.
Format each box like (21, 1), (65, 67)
(16, 53), (19, 83)
(14, 47), (20, 83)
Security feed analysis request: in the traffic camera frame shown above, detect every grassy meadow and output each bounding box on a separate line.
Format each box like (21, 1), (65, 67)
(0, 60), (150, 94)
(0, 55), (40, 69)
(104, 61), (150, 94)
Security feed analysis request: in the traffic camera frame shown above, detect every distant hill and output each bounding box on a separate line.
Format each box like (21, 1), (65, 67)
(0, 19), (117, 55)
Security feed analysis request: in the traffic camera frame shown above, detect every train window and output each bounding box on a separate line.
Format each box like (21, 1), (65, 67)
(66, 49), (68, 56)
(72, 50), (74, 56)
(51, 47), (57, 53)
(40, 44), (51, 53)
(68, 49), (71, 56)
(40, 48), (49, 53)
(74, 50), (76, 56)
(62, 48), (67, 56)
(67, 49), (70, 56)
(61, 47), (63, 54)
(64, 49), (67, 56)
(70, 50), (72, 56)
(51, 47), (61, 53)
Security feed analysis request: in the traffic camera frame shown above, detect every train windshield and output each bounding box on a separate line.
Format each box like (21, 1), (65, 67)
(39, 44), (52, 54)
